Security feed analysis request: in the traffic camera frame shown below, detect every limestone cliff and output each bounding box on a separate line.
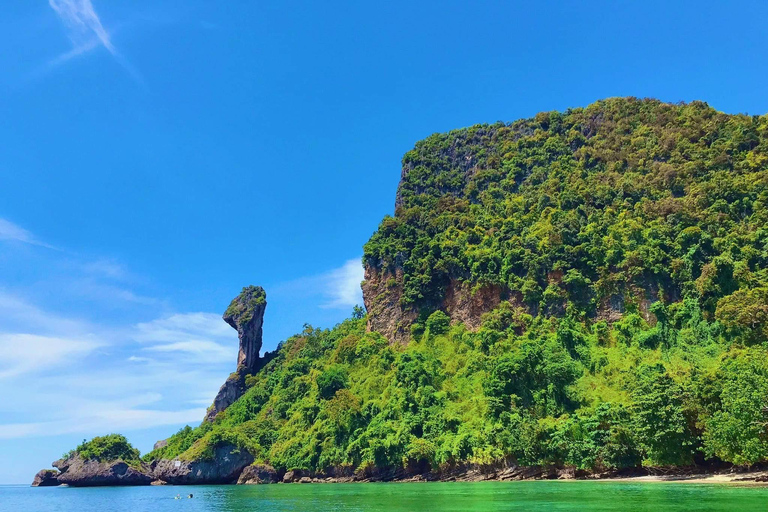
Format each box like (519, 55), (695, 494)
(205, 286), (267, 422)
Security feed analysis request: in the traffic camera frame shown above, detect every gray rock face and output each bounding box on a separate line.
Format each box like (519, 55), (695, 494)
(205, 286), (267, 422)
(153, 439), (168, 451)
(50, 455), (153, 487)
(150, 443), (254, 484)
(32, 469), (60, 487)
(237, 464), (280, 484)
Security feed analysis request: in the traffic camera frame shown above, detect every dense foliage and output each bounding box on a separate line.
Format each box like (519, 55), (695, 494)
(138, 98), (768, 474)
(365, 97), (768, 332)
(225, 285), (267, 324)
(143, 306), (768, 472)
(66, 434), (141, 465)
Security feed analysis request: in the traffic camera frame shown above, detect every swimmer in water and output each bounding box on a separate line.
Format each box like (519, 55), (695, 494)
(188, 494), (194, 499)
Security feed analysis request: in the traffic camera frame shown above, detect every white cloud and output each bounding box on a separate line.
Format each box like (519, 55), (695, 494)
(0, 288), (235, 441)
(46, 37), (102, 67)
(0, 406), (205, 440)
(66, 279), (161, 306)
(0, 291), (95, 338)
(81, 259), (128, 280)
(0, 333), (101, 379)
(134, 312), (236, 362)
(321, 258), (365, 309)
(49, 0), (115, 55)
(144, 339), (233, 363)
(135, 312), (233, 343)
(47, 0), (143, 83)
(0, 218), (53, 248)
(274, 258), (364, 310)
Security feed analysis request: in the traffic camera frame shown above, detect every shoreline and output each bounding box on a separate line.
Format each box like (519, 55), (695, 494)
(33, 457), (768, 487)
(252, 463), (768, 486)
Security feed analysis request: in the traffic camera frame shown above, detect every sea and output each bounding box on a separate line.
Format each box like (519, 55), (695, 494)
(2, 480), (768, 511)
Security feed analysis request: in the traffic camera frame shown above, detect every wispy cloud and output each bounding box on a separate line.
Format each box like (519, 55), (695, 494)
(47, 0), (142, 82)
(81, 259), (128, 280)
(135, 312), (235, 363)
(49, 0), (115, 54)
(0, 218), (54, 249)
(0, 291), (94, 337)
(272, 258), (365, 311)
(0, 404), (204, 440)
(320, 258), (365, 308)
(135, 312), (233, 343)
(0, 333), (101, 379)
(0, 295), (234, 441)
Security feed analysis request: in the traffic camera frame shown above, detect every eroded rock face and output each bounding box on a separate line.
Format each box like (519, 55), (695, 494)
(32, 469), (60, 487)
(150, 443), (254, 485)
(205, 286), (267, 422)
(50, 455), (152, 487)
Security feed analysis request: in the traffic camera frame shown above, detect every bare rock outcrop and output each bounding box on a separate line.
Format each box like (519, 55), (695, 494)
(50, 455), (153, 487)
(205, 286), (267, 422)
(150, 443), (254, 484)
(31, 469), (60, 487)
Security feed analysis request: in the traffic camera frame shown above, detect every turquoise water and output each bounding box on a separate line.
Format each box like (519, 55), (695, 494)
(3, 481), (768, 512)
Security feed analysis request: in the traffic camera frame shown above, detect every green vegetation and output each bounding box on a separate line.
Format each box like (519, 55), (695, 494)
(142, 304), (768, 472)
(132, 98), (768, 474)
(66, 434), (141, 466)
(225, 285), (267, 324)
(365, 97), (768, 327)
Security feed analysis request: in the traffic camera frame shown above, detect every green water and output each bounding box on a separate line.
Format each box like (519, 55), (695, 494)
(4, 481), (768, 511)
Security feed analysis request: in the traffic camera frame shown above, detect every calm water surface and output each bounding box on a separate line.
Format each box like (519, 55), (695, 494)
(2, 481), (768, 512)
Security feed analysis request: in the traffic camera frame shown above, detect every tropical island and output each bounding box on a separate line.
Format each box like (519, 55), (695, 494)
(33, 97), (768, 486)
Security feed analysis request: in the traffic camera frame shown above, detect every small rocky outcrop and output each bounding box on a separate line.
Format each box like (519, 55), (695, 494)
(150, 443), (254, 484)
(31, 469), (60, 487)
(50, 455), (152, 487)
(237, 464), (280, 484)
(282, 469), (300, 483)
(153, 439), (168, 451)
(205, 286), (267, 422)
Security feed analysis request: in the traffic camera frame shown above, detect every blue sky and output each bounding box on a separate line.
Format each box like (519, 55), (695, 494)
(1, 0), (768, 484)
